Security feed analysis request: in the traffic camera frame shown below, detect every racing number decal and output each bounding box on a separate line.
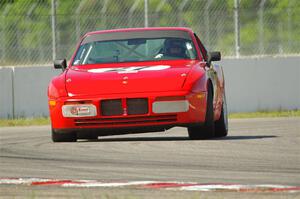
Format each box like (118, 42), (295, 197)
(88, 65), (170, 74)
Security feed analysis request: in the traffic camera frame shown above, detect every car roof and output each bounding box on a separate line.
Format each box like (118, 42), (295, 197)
(84, 27), (194, 37)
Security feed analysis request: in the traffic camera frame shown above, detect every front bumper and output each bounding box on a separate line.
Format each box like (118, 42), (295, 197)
(49, 90), (207, 131)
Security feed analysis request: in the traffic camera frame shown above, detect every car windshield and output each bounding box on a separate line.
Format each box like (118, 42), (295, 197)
(72, 37), (197, 65)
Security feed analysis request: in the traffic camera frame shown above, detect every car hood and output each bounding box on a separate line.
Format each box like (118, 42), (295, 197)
(65, 60), (196, 96)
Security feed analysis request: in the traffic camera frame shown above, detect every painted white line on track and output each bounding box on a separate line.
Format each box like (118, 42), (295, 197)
(62, 181), (157, 188)
(0, 178), (51, 185)
(178, 184), (286, 191)
(1, 178), (300, 193)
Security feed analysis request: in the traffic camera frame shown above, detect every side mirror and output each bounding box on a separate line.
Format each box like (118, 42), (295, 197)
(207, 51), (221, 67)
(54, 59), (67, 71)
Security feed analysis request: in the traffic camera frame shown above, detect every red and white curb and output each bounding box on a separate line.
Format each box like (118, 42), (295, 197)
(1, 178), (300, 193)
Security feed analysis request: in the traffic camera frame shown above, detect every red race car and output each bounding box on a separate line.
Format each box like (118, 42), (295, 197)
(48, 27), (228, 142)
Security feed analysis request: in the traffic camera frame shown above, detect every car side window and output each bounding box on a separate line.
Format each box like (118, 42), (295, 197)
(194, 33), (208, 61)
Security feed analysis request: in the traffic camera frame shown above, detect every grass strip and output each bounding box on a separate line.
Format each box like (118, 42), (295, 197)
(0, 117), (50, 127)
(229, 110), (300, 119)
(0, 110), (299, 127)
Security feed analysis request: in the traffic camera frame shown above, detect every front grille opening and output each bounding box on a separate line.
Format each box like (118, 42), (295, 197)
(101, 99), (122, 116)
(127, 98), (148, 115)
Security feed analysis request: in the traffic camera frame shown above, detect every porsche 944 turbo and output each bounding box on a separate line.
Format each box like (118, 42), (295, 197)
(48, 27), (228, 142)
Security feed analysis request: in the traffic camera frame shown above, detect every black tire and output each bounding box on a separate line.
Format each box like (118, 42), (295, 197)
(188, 84), (215, 139)
(215, 93), (228, 137)
(52, 129), (77, 142)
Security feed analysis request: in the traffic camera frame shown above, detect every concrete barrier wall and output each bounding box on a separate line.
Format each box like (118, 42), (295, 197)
(0, 68), (13, 118)
(13, 67), (60, 118)
(220, 57), (300, 112)
(0, 57), (299, 118)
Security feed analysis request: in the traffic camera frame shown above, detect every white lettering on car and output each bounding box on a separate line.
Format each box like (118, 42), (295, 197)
(88, 65), (170, 73)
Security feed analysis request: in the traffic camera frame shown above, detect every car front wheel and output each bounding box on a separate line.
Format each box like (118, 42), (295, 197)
(188, 84), (215, 139)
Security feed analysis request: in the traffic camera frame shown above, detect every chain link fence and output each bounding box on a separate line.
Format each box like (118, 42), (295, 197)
(0, 0), (299, 66)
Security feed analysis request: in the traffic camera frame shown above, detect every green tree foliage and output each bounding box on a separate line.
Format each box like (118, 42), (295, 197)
(0, 0), (299, 65)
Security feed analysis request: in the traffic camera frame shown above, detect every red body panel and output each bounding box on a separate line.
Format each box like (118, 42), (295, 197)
(49, 91), (207, 130)
(48, 27), (225, 136)
(66, 60), (195, 96)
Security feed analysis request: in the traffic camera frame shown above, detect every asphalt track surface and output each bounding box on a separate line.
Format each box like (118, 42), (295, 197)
(0, 117), (300, 198)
